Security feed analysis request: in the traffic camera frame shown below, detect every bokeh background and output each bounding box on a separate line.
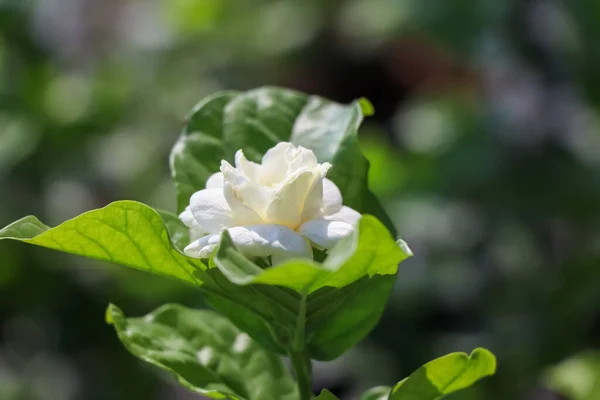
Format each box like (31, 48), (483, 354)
(1, 0), (600, 399)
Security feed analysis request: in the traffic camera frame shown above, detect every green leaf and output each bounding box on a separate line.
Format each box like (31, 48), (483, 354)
(170, 86), (395, 234)
(214, 216), (408, 293)
(360, 386), (392, 400)
(0, 201), (204, 287)
(314, 389), (339, 400)
(210, 215), (411, 360)
(222, 87), (308, 161)
(157, 209), (190, 252)
(306, 274), (396, 360)
(390, 348), (497, 400)
(107, 303), (298, 400)
(170, 91), (238, 212)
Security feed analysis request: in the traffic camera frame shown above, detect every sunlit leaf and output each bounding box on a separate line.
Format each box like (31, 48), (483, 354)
(107, 303), (298, 400)
(0, 201), (204, 287)
(390, 348), (497, 400)
(210, 215), (411, 360)
(214, 216), (408, 293)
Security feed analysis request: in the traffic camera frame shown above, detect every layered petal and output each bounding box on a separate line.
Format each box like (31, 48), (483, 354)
(221, 160), (269, 222)
(266, 164), (329, 228)
(205, 172), (224, 189)
(261, 142), (318, 186)
(285, 145), (319, 172)
(227, 224), (313, 262)
(183, 233), (220, 258)
(298, 219), (354, 249)
(179, 206), (197, 229)
(297, 164), (332, 223)
(260, 142), (292, 185)
(234, 150), (261, 181)
(179, 206), (205, 241)
(222, 182), (264, 226)
(321, 178), (343, 215)
(189, 189), (235, 233)
(324, 205), (361, 226)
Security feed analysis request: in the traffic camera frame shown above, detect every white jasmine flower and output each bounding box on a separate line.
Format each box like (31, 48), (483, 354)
(180, 142), (361, 264)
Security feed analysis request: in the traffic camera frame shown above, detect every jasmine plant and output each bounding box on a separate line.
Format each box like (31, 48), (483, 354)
(0, 87), (496, 400)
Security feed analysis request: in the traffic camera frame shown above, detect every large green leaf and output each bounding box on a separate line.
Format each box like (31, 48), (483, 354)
(170, 91), (238, 212)
(169, 86), (395, 234)
(0, 201), (204, 287)
(209, 215), (411, 361)
(390, 348), (497, 400)
(106, 303), (298, 400)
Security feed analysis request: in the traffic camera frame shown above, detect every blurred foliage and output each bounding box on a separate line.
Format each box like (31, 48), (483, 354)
(544, 350), (600, 400)
(1, 0), (599, 399)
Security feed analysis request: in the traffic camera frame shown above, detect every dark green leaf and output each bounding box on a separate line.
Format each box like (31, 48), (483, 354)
(390, 348), (497, 400)
(170, 91), (238, 212)
(222, 87), (308, 161)
(107, 303), (298, 400)
(306, 274), (396, 360)
(0, 201), (204, 287)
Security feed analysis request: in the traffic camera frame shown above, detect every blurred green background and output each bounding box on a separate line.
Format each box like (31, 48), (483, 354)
(1, 0), (600, 399)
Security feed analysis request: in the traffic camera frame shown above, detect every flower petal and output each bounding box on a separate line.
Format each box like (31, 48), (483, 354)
(286, 145), (319, 172)
(227, 224), (313, 262)
(298, 166), (333, 223)
(324, 205), (361, 226)
(223, 183), (264, 226)
(266, 168), (319, 228)
(234, 150), (261, 181)
(260, 142), (293, 184)
(298, 219), (354, 249)
(179, 206), (205, 241)
(190, 189), (235, 233)
(206, 172), (224, 189)
(261, 142), (318, 185)
(179, 206), (197, 229)
(321, 178), (343, 215)
(299, 176), (324, 223)
(184, 233), (219, 258)
(222, 161), (270, 213)
(221, 161), (266, 225)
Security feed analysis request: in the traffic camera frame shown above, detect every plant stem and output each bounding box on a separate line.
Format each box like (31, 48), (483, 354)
(290, 293), (312, 400)
(289, 350), (313, 400)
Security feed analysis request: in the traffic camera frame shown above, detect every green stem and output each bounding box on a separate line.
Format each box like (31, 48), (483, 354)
(293, 293), (307, 350)
(289, 350), (313, 400)
(290, 293), (312, 400)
